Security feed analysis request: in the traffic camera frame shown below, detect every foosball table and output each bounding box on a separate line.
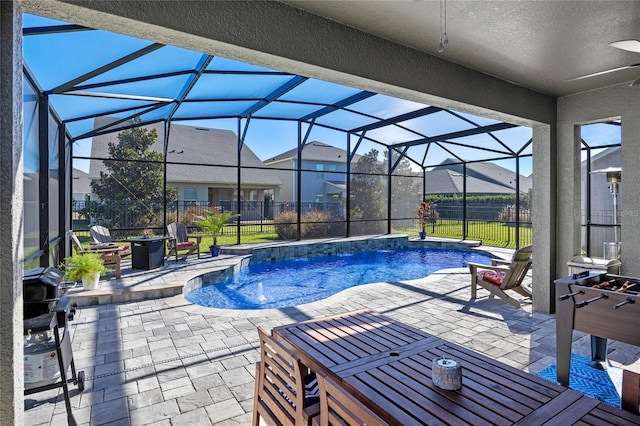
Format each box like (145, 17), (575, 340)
(555, 271), (640, 386)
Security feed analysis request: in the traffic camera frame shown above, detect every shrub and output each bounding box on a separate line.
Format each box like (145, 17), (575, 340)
(275, 210), (343, 239)
(275, 210), (298, 239)
(497, 204), (531, 222)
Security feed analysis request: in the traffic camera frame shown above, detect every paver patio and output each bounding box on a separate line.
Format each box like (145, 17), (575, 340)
(24, 243), (640, 425)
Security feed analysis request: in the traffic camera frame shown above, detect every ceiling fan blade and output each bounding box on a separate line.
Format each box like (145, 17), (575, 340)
(567, 63), (640, 81)
(609, 40), (640, 53)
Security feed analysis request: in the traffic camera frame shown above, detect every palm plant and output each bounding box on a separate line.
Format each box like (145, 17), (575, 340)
(195, 210), (240, 247)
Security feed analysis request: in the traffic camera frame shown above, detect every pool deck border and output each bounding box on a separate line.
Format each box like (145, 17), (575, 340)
(66, 235), (497, 308)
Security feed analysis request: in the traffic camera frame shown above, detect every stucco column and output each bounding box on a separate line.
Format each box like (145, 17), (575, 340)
(532, 124), (556, 313)
(620, 109), (640, 277)
(555, 121), (582, 279)
(0, 2), (24, 424)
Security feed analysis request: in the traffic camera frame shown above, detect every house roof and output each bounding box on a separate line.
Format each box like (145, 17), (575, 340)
(425, 169), (518, 195)
(89, 118), (281, 187)
(431, 158), (532, 193)
(263, 141), (357, 165)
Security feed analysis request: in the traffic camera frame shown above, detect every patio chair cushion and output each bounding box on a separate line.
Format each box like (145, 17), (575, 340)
(478, 270), (506, 286)
(176, 241), (196, 247)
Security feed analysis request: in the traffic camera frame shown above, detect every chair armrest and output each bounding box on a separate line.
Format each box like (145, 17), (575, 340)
(187, 235), (202, 244)
(491, 259), (512, 266)
(468, 262), (511, 274)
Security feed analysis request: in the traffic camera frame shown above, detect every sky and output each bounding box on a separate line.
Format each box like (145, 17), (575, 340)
(23, 13), (621, 178)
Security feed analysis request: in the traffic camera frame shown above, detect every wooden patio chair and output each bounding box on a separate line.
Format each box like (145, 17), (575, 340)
(67, 230), (122, 279)
(89, 225), (131, 257)
(468, 245), (533, 308)
(166, 222), (201, 261)
(317, 373), (389, 426)
(252, 327), (320, 426)
(622, 369), (640, 414)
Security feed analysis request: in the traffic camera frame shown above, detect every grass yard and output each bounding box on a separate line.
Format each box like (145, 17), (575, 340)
(396, 219), (532, 249)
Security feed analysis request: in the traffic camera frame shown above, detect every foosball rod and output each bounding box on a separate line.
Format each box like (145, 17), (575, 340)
(614, 298), (636, 309)
(575, 293), (608, 308)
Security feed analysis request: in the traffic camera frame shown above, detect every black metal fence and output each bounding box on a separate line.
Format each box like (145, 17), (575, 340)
(582, 209), (620, 257)
(73, 199), (532, 247)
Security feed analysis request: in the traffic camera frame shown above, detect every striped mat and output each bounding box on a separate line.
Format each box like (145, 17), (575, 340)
(536, 354), (621, 407)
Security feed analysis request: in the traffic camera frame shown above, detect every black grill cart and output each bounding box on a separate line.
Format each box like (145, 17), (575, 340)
(23, 267), (84, 426)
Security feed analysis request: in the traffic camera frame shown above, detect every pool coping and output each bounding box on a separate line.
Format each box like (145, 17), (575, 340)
(67, 235), (500, 307)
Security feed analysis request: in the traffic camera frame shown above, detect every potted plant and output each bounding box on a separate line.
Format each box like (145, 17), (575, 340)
(63, 252), (108, 290)
(195, 210), (240, 257)
(416, 201), (436, 239)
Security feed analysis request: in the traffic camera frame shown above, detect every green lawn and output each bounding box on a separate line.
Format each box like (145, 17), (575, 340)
(396, 219), (532, 249)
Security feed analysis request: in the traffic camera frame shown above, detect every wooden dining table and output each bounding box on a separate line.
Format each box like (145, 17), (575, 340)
(272, 309), (640, 426)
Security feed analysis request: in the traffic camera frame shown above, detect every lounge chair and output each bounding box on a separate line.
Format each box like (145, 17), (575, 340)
(252, 327), (320, 426)
(166, 222), (201, 261)
(316, 373), (389, 426)
(89, 225), (131, 257)
(67, 230), (122, 279)
(468, 245), (533, 308)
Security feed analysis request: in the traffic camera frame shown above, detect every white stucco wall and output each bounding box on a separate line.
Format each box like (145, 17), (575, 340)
(0, 3), (24, 424)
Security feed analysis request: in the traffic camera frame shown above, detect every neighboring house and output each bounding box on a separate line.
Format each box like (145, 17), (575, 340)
(428, 159), (533, 195)
(89, 118), (282, 205)
(72, 168), (91, 204)
(264, 141), (358, 203)
(265, 146), (532, 202)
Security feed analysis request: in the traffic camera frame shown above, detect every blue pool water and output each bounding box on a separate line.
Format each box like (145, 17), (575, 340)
(185, 247), (494, 310)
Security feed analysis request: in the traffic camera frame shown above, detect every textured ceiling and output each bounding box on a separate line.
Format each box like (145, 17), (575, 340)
(283, 0), (640, 97)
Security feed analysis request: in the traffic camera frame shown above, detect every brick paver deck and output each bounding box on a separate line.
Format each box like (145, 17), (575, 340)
(24, 241), (640, 425)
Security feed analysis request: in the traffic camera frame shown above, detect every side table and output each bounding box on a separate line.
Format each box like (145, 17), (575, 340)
(129, 237), (168, 270)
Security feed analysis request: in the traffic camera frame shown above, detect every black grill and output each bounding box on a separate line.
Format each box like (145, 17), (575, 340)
(23, 266), (77, 329)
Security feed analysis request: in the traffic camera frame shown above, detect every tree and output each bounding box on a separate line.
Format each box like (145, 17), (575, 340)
(88, 124), (178, 229)
(350, 148), (387, 234)
(389, 151), (422, 220)
(349, 148), (422, 234)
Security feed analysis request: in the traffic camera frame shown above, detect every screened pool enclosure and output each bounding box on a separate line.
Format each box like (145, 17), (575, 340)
(24, 13), (549, 267)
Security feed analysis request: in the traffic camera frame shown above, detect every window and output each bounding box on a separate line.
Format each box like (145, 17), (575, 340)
(328, 164), (337, 172)
(184, 188), (197, 200)
(316, 194), (324, 203)
(316, 163), (324, 179)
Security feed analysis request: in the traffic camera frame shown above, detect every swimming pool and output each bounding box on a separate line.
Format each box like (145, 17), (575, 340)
(185, 247), (494, 310)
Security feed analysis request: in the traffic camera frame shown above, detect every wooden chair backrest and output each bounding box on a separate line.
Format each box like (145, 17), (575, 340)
(254, 327), (306, 426)
(167, 222), (188, 243)
(67, 230), (86, 254)
(90, 225), (113, 244)
(501, 245), (532, 290)
(317, 373), (389, 426)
